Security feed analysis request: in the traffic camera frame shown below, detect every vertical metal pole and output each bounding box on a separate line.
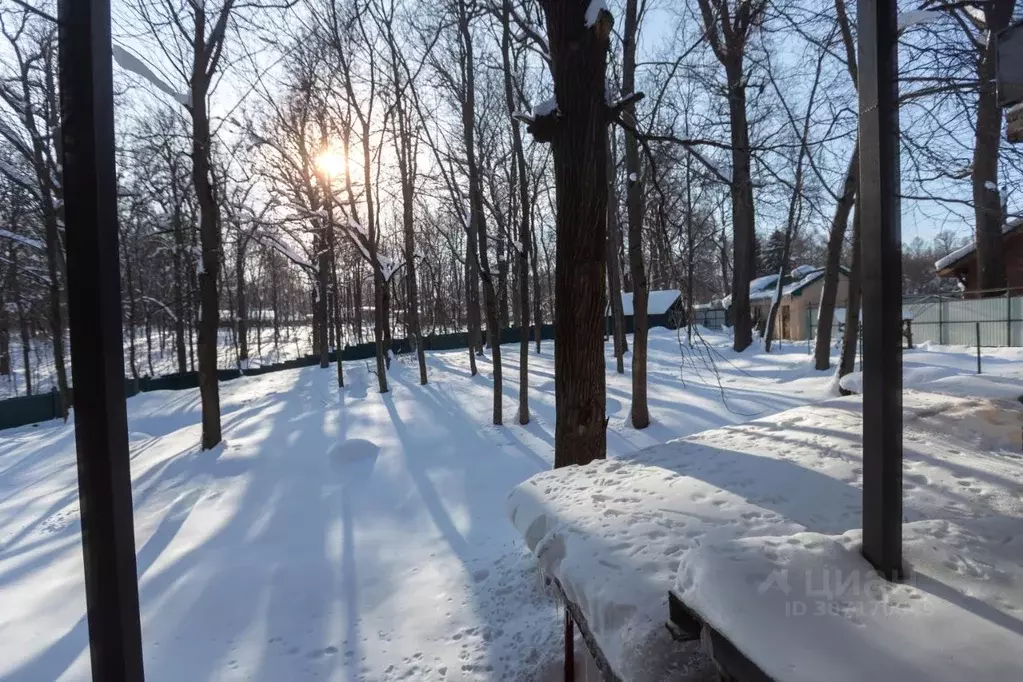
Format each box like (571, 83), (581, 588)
(976, 322), (982, 374)
(858, 0), (903, 581)
(58, 1), (146, 680)
(564, 609), (575, 682)
(938, 293), (944, 344)
(1007, 291), (1011, 346)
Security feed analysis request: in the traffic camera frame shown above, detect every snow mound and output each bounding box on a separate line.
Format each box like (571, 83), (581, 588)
(507, 387), (1023, 680)
(839, 367), (1022, 400)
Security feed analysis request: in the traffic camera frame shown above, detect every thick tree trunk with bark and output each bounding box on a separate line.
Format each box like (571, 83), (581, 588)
(814, 146), (858, 369)
(971, 1), (1014, 292)
(533, 0), (610, 467)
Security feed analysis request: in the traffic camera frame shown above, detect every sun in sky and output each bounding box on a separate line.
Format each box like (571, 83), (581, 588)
(316, 149), (347, 178)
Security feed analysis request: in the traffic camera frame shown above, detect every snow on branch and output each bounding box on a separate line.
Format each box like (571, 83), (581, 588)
(897, 10), (941, 30)
(0, 118), (30, 157)
(113, 46), (191, 108)
(518, 96), (561, 143)
(584, 0), (609, 28)
(0, 227), (43, 250)
(141, 295), (178, 322)
(0, 158), (37, 194)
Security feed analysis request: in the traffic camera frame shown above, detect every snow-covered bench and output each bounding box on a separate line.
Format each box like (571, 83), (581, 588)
(506, 378), (1023, 680)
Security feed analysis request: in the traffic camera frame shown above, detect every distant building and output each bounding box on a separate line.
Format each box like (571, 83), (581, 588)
(608, 289), (685, 333)
(935, 219), (1023, 292)
(697, 265), (851, 340)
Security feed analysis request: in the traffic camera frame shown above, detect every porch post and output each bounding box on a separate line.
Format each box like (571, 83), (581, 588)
(58, 0), (146, 679)
(857, 0), (903, 580)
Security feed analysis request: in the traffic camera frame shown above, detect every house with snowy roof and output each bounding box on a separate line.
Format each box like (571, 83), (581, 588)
(608, 289), (685, 333)
(751, 265), (851, 340)
(701, 265), (851, 340)
(935, 218), (1023, 292)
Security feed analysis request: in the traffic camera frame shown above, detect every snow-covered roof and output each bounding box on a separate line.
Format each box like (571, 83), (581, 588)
(748, 267), (830, 302)
(713, 266), (838, 309)
(615, 289), (681, 317)
(790, 264), (816, 279)
(934, 219), (1023, 272)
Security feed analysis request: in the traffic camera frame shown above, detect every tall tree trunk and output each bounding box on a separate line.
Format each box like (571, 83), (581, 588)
(0, 316), (8, 377)
(498, 237), (510, 328)
(0, 255), (12, 377)
(399, 143), (427, 385)
(124, 240), (139, 381)
(317, 227), (329, 369)
(685, 153), (695, 344)
(271, 251), (281, 353)
(236, 241), (248, 364)
(18, 308), (31, 394)
(361, 118), (388, 393)
(725, 57), (755, 353)
(353, 262), (363, 343)
(622, 0), (648, 428)
(466, 239), (481, 373)
(839, 201), (862, 383)
(42, 208), (68, 417)
(192, 71), (223, 450)
(533, 0), (610, 466)
(606, 134), (628, 373)
(531, 212), (543, 353)
(173, 208), (188, 375)
(971, 1), (1014, 292)
(816, 0), (859, 369)
(814, 145), (859, 369)
(459, 1), (501, 424)
(331, 231), (344, 387)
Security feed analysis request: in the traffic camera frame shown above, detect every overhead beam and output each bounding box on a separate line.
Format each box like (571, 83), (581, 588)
(857, 0), (903, 581)
(58, 0), (146, 679)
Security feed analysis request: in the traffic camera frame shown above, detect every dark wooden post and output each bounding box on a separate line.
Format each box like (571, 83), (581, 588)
(58, 0), (146, 679)
(858, 0), (903, 581)
(976, 322), (982, 374)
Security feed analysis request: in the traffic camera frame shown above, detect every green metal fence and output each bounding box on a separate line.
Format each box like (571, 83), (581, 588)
(0, 324), (561, 432)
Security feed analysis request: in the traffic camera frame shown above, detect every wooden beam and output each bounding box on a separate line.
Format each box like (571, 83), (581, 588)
(857, 0), (904, 581)
(58, 1), (146, 679)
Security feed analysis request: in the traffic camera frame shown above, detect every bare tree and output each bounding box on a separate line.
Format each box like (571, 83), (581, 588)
(696, 0), (768, 352)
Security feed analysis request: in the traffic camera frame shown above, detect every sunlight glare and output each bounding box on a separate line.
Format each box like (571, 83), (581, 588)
(316, 149), (346, 178)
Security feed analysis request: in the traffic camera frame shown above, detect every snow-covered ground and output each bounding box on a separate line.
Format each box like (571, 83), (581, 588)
(1, 328), (1021, 681)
